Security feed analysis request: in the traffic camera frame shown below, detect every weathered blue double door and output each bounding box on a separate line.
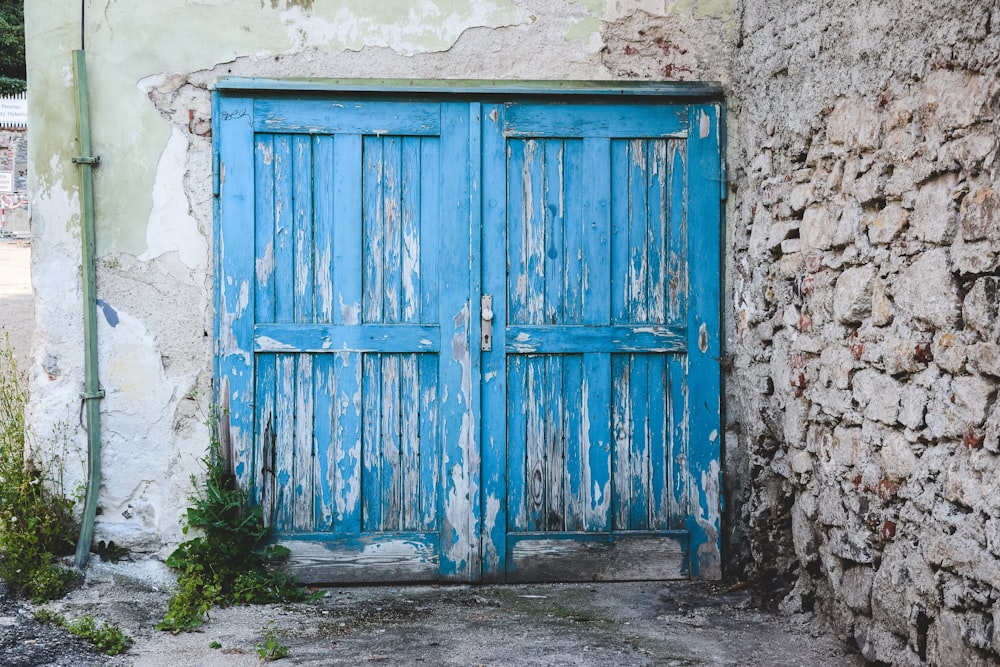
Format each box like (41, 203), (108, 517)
(217, 88), (722, 583)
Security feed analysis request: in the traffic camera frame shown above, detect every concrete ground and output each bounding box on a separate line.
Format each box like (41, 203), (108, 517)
(26, 561), (863, 667)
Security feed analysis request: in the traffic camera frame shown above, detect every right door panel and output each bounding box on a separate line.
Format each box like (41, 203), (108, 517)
(481, 101), (722, 581)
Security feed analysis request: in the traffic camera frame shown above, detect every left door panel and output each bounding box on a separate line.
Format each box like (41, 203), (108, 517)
(217, 96), (474, 582)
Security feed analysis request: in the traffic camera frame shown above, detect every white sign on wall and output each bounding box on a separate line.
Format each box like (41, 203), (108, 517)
(0, 96), (27, 129)
(0, 172), (12, 193)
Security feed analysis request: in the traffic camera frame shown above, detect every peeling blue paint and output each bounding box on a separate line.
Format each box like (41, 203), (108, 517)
(96, 299), (119, 327)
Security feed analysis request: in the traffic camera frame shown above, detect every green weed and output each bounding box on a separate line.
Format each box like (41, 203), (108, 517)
(34, 609), (133, 656)
(256, 622), (290, 662)
(157, 408), (307, 633)
(0, 334), (77, 602)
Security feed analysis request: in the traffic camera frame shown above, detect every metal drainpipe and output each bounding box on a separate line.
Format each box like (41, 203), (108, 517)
(71, 49), (103, 568)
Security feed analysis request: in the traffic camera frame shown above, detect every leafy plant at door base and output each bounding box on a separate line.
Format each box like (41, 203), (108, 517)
(0, 335), (77, 602)
(157, 407), (308, 633)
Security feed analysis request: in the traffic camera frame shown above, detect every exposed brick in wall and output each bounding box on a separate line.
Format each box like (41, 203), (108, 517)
(731, 1), (1000, 663)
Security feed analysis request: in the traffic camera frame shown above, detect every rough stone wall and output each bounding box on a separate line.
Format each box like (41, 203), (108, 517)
(731, 0), (1000, 663)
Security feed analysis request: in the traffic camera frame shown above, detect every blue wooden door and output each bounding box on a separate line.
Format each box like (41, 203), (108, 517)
(217, 88), (721, 583)
(480, 102), (722, 581)
(217, 97), (479, 582)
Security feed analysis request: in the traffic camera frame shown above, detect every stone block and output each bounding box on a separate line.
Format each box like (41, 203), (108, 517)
(920, 69), (993, 132)
(928, 610), (965, 667)
(911, 175), (959, 244)
(871, 546), (914, 637)
(960, 188), (1000, 243)
(826, 97), (883, 151)
(853, 369), (901, 425)
(823, 425), (861, 471)
(925, 374), (993, 439)
(801, 204), (836, 251)
(893, 248), (960, 329)
(944, 448), (1000, 513)
(985, 404), (1000, 454)
(828, 526), (872, 564)
(833, 265), (875, 324)
(839, 564), (874, 614)
(941, 134), (996, 173)
(898, 384), (927, 431)
(953, 235), (1000, 276)
(854, 618), (913, 666)
(932, 331), (973, 374)
(963, 277), (1000, 342)
(871, 277), (894, 326)
(969, 342), (1000, 378)
(880, 430), (917, 482)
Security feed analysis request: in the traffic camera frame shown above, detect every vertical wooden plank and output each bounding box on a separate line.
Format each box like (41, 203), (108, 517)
(380, 354), (402, 530)
(562, 354), (584, 531)
(250, 133), (276, 504)
(273, 135), (294, 324)
(543, 140), (564, 325)
(523, 139), (545, 325)
(685, 103), (722, 579)
(401, 137), (421, 323)
(331, 134), (365, 535)
(610, 140), (629, 327)
(313, 354), (334, 532)
(363, 136), (385, 324)
(333, 134), (363, 326)
(217, 95), (256, 489)
(525, 356), (545, 531)
(293, 354), (314, 531)
(293, 134), (314, 324)
(560, 140), (585, 534)
(505, 354), (527, 532)
(627, 143), (652, 530)
(254, 135), (277, 324)
(438, 101), (476, 579)
(506, 140), (527, 326)
(667, 142), (688, 324)
(273, 353), (296, 531)
(628, 354), (651, 530)
(418, 136), (441, 533)
(647, 140), (670, 530)
(541, 140), (565, 531)
(362, 353), (383, 532)
(581, 136), (613, 533)
(648, 357), (669, 530)
(335, 351), (363, 534)
(419, 355), (440, 531)
(611, 354), (632, 530)
(313, 135), (335, 324)
(254, 354), (276, 527)
(383, 137), (403, 323)
(311, 135), (335, 533)
(669, 141), (689, 530)
(480, 103), (509, 577)
(467, 101), (484, 582)
(400, 354), (421, 529)
(544, 355), (565, 531)
(562, 140), (584, 325)
(399, 138), (423, 531)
